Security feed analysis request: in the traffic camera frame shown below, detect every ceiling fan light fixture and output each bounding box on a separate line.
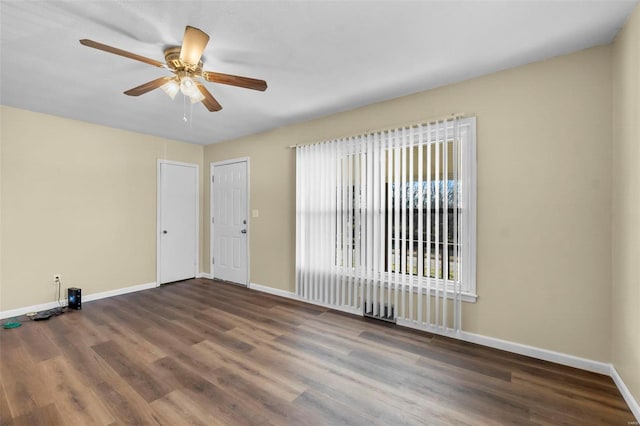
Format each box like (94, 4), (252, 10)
(160, 79), (180, 100)
(180, 76), (198, 97)
(190, 90), (205, 104)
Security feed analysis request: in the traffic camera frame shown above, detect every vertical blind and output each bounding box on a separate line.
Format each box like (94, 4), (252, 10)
(296, 117), (475, 333)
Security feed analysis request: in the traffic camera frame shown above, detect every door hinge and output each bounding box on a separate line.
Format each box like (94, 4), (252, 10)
(212, 217), (214, 224)
(212, 175), (214, 183)
(212, 256), (214, 264)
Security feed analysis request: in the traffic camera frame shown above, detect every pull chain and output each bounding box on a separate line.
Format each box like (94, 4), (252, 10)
(181, 94), (195, 126)
(183, 94), (187, 122)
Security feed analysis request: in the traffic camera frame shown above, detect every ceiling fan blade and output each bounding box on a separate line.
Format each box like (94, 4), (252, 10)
(202, 71), (267, 91)
(197, 83), (222, 111)
(79, 39), (165, 68)
(180, 26), (210, 66)
(124, 77), (172, 96)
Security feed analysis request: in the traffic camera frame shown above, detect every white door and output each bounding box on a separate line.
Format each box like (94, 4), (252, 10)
(159, 161), (198, 285)
(212, 161), (248, 285)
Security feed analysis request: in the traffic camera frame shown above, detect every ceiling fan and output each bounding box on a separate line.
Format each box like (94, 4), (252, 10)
(79, 26), (267, 112)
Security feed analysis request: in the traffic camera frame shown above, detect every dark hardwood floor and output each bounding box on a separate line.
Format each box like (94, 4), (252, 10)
(0, 278), (635, 425)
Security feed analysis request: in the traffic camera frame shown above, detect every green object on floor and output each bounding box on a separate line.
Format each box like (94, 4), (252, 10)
(3, 319), (21, 329)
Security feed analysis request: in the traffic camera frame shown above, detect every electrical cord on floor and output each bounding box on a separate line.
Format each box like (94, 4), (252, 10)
(25, 276), (69, 321)
(56, 276), (62, 307)
(55, 277), (68, 312)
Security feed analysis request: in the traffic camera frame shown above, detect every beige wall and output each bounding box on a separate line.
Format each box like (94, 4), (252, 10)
(204, 45), (613, 362)
(0, 106), (204, 311)
(612, 3), (640, 404)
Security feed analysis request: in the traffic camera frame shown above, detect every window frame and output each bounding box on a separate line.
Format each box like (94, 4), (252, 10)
(379, 117), (477, 302)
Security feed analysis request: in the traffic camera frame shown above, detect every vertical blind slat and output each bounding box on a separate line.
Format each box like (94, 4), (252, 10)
(356, 142), (360, 310)
(305, 148), (314, 298)
(339, 143), (344, 305)
(354, 136), (364, 309)
(366, 135), (372, 314)
(372, 133), (379, 316)
(386, 137), (393, 317)
(400, 128), (407, 320)
(376, 132), (383, 316)
(393, 129), (401, 319)
(408, 127), (414, 322)
(434, 123), (441, 327)
(417, 125), (424, 325)
(442, 123), (450, 328)
(328, 143), (339, 305)
(348, 139), (355, 307)
(453, 126), (460, 330)
(295, 146), (302, 297)
(426, 124), (433, 326)
(318, 143), (324, 303)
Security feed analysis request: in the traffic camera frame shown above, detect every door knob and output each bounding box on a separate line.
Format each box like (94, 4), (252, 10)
(241, 229), (247, 234)
(162, 230), (168, 234)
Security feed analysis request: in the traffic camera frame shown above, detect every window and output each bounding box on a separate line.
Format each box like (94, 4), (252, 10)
(387, 179), (461, 280)
(382, 127), (477, 300)
(296, 117), (476, 331)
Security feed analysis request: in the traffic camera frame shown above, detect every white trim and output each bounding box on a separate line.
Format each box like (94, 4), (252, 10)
(0, 282), (156, 319)
(210, 157), (251, 168)
(156, 160), (161, 287)
(82, 282), (157, 303)
(465, 117), (478, 298)
(1, 301), (67, 320)
(611, 366), (640, 422)
(196, 272), (213, 279)
(374, 280), (477, 303)
(455, 331), (612, 374)
(249, 283), (362, 316)
(249, 282), (297, 299)
(249, 282), (361, 315)
(157, 160), (200, 287)
(210, 157), (250, 286)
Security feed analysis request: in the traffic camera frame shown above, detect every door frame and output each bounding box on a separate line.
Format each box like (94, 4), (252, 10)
(157, 159), (200, 287)
(210, 157), (250, 286)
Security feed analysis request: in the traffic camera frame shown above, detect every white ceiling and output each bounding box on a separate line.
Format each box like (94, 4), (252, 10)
(1, 1), (637, 145)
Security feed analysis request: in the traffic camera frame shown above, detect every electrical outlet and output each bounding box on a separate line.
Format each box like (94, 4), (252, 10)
(53, 274), (61, 283)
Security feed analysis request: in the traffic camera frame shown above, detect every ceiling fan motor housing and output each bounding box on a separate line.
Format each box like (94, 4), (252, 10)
(164, 47), (203, 75)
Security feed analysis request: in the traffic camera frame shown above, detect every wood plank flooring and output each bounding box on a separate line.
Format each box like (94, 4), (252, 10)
(0, 278), (635, 425)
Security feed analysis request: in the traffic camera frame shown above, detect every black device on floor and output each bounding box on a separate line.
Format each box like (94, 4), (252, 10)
(67, 287), (82, 310)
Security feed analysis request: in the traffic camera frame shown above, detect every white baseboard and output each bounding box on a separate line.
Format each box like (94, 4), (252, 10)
(82, 282), (157, 303)
(249, 282), (297, 299)
(0, 281), (157, 320)
(611, 365), (640, 422)
(458, 330), (612, 375)
(0, 300), (67, 320)
(196, 272), (213, 279)
(397, 320), (611, 375)
(248, 282), (362, 316)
